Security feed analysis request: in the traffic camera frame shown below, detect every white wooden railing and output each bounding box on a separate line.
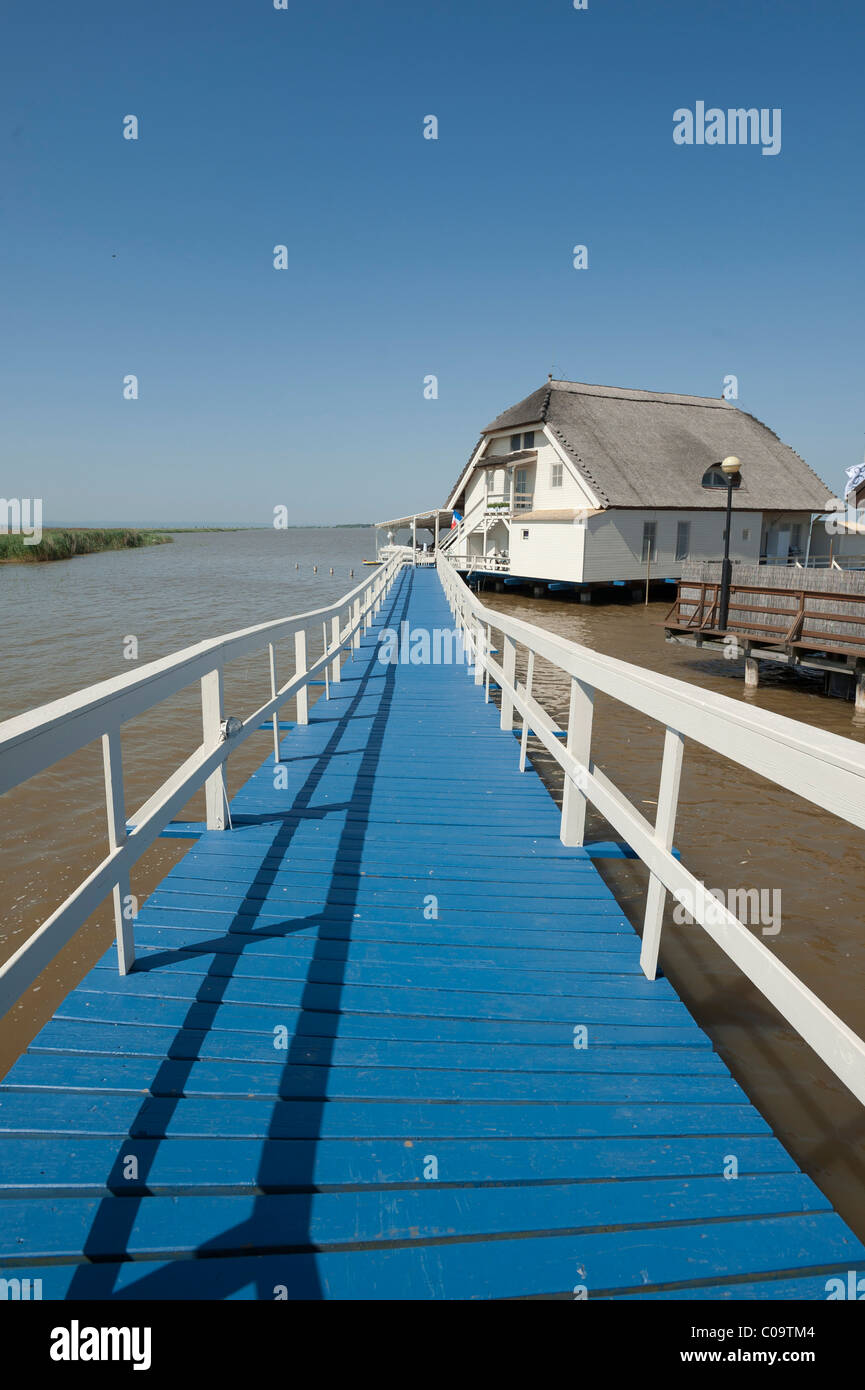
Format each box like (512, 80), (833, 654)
(437, 550), (865, 1108)
(446, 552), (510, 574)
(0, 554), (406, 1017)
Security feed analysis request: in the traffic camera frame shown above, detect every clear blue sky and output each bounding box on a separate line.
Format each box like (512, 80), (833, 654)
(2, 0), (862, 525)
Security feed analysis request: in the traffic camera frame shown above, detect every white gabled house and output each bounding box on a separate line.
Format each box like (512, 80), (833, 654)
(437, 377), (836, 591)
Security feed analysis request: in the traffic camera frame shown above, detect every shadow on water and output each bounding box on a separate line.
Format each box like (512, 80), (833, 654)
(65, 571), (413, 1298)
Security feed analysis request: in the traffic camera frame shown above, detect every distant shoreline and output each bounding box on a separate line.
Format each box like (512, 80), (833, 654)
(0, 528), (173, 565)
(0, 522), (377, 565)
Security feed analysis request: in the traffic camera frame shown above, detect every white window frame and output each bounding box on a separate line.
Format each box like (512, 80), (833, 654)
(642, 520), (657, 563)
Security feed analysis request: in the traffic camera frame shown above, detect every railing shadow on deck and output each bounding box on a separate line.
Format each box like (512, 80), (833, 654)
(63, 571), (414, 1298)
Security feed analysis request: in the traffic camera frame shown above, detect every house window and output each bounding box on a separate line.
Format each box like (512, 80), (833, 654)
(523, 431), (535, 448)
(675, 520), (690, 561)
(790, 523), (802, 554)
(514, 467), (531, 511)
(522, 529), (529, 540)
(551, 462), (563, 488)
(701, 464), (741, 489)
(510, 434), (521, 451)
(642, 521), (657, 563)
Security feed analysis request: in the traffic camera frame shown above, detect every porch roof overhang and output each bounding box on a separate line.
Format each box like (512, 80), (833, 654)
(516, 507), (605, 523)
(475, 449), (538, 469)
(374, 507), (453, 533)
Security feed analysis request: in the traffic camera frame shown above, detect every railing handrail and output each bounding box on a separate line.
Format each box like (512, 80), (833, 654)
(0, 561), (395, 793)
(0, 552), (407, 1016)
(436, 549), (865, 1108)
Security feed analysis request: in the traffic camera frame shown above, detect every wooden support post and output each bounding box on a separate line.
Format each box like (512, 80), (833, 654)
(519, 651), (535, 772)
(352, 598), (361, 650)
(560, 676), (594, 846)
(640, 727), (685, 980)
(500, 635), (517, 730)
(322, 623), (330, 699)
(201, 665), (227, 830)
(856, 666), (865, 713)
(744, 657), (759, 689)
(294, 629), (308, 725)
(268, 643), (280, 761)
(412, 516), (417, 566)
(102, 728), (134, 973)
(331, 615), (341, 682)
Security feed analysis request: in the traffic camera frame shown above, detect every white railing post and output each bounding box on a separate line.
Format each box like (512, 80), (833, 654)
(484, 622), (492, 703)
(519, 651), (535, 771)
(560, 676), (594, 846)
(474, 617), (485, 685)
(201, 665), (227, 830)
(102, 728), (134, 973)
(331, 615), (341, 683)
(294, 629), (308, 725)
(268, 643), (280, 762)
(353, 598), (361, 650)
(500, 635), (516, 730)
(640, 727), (685, 980)
(322, 622), (330, 699)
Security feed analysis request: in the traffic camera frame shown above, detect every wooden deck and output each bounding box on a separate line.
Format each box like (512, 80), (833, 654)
(1, 567), (863, 1300)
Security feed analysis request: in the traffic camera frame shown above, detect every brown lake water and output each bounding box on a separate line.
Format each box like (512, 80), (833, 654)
(2, 530), (864, 1240)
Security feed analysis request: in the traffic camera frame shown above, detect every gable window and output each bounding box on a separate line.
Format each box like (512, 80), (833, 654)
(701, 464), (741, 489)
(523, 431), (535, 448)
(551, 462), (563, 488)
(510, 434), (521, 451)
(642, 520), (657, 563)
(675, 520), (690, 561)
(522, 529), (529, 540)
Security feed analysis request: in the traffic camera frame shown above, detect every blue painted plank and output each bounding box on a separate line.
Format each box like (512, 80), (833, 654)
(0, 1174), (829, 1262)
(3, 1054), (746, 1104)
(5, 1214), (863, 1300)
(28, 1020), (727, 1072)
(0, 1093), (771, 1139)
(0, 1134), (796, 1197)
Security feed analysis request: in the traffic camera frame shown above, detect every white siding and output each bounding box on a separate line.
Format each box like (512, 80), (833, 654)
(511, 520), (586, 582)
(583, 510), (764, 582)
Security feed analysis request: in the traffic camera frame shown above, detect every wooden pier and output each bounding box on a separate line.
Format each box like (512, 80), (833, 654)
(2, 559), (865, 1299)
(666, 563), (865, 703)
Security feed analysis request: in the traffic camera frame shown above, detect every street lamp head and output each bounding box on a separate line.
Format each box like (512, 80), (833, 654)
(721, 455), (741, 476)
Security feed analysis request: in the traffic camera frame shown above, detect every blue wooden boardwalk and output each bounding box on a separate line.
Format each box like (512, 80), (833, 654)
(1, 567), (863, 1299)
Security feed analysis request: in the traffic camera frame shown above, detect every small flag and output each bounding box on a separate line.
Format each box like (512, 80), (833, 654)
(845, 461), (865, 496)
(450, 510), (463, 529)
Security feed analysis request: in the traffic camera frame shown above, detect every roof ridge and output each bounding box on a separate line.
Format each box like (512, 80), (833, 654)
(548, 379), (731, 408)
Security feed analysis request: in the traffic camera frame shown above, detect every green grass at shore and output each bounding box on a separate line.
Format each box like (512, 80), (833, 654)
(0, 528), (173, 564)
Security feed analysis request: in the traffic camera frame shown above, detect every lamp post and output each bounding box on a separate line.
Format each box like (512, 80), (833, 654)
(717, 455), (741, 630)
